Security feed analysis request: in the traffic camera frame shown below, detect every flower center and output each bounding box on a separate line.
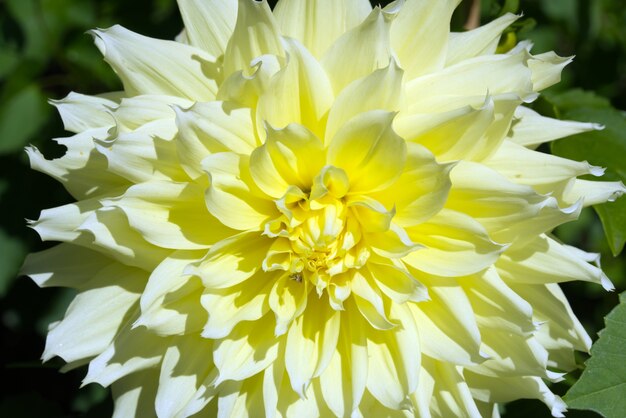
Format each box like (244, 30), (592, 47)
(261, 166), (372, 292)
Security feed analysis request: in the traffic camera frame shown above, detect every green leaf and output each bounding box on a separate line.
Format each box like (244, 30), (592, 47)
(549, 91), (626, 255)
(0, 84), (51, 154)
(564, 291), (626, 418)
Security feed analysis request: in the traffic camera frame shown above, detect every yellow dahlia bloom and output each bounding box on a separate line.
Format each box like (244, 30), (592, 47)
(23, 0), (625, 417)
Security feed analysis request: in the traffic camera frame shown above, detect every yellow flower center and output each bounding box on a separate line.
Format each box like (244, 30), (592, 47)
(262, 165), (373, 292)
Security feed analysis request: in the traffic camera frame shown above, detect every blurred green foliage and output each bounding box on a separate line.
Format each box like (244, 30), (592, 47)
(0, 0), (624, 416)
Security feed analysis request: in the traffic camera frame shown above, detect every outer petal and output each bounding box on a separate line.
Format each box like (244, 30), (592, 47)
(446, 13), (519, 66)
(406, 51), (534, 112)
(83, 324), (166, 387)
(223, 0), (284, 77)
(464, 372), (567, 417)
(155, 336), (216, 418)
(213, 314), (280, 383)
(91, 25), (218, 100)
(322, 7), (395, 94)
(484, 140), (604, 192)
(460, 268), (535, 336)
(365, 302), (420, 410)
(250, 123), (325, 198)
(203, 152), (277, 231)
(273, 0), (371, 58)
(257, 37), (334, 138)
(26, 129), (128, 199)
(320, 302), (368, 418)
(497, 234), (613, 290)
(21, 243), (113, 289)
(391, 0), (460, 79)
(408, 276), (485, 365)
(202, 270), (275, 339)
(135, 251), (206, 336)
(405, 209), (506, 277)
(325, 59), (403, 146)
(285, 295), (341, 397)
(103, 181), (233, 250)
(370, 143), (453, 227)
(111, 369), (160, 418)
(327, 110), (406, 194)
(446, 162), (583, 244)
(509, 106), (602, 149)
(186, 231), (273, 289)
(176, 0), (237, 57)
(50, 92), (116, 133)
(43, 263), (144, 363)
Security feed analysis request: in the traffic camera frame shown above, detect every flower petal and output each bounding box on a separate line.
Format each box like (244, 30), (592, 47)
(325, 59), (403, 146)
(391, 0), (460, 78)
(327, 110), (406, 194)
(174, 101), (257, 179)
(43, 263), (144, 363)
(405, 209), (505, 277)
(91, 25), (218, 100)
(203, 152), (277, 231)
(366, 302), (420, 410)
(176, 0), (237, 57)
(213, 314), (280, 383)
(103, 181), (234, 250)
(320, 303), (368, 417)
(446, 13), (519, 66)
(509, 106), (602, 149)
(250, 123), (325, 198)
(257, 37), (334, 138)
(322, 7), (395, 94)
(285, 295), (340, 397)
(370, 143), (453, 227)
(186, 231), (272, 289)
(223, 0), (284, 77)
(273, 0), (372, 58)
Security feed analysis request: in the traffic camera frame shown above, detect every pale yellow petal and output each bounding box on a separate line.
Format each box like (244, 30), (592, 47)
(21, 243), (112, 289)
(136, 251), (206, 336)
(369, 143), (452, 227)
(203, 152), (277, 231)
(111, 369), (159, 418)
(497, 234), (613, 289)
(285, 295), (340, 397)
(405, 209), (505, 277)
(273, 0), (372, 58)
(213, 314), (280, 383)
(155, 335), (215, 418)
(223, 0), (284, 77)
(91, 25), (218, 100)
(250, 123), (325, 198)
(391, 0), (460, 78)
(50, 91), (116, 133)
(176, 0), (237, 57)
(186, 231), (272, 289)
(322, 7), (395, 94)
(83, 324), (164, 387)
(174, 101), (257, 179)
(327, 110), (406, 194)
(408, 277), (485, 365)
(257, 37), (334, 138)
(446, 13), (519, 66)
(320, 303), (368, 417)
(509, 106), (602, 149)
(325, 59), (403, 146)
(43, 263), (144, 363)
(365, 303), (419, 410)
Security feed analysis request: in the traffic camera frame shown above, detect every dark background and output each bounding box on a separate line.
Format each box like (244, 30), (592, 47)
(0, 0), (624, 416)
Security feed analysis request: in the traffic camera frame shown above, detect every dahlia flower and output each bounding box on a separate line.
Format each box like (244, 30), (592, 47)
(23, 0), (625, 417)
